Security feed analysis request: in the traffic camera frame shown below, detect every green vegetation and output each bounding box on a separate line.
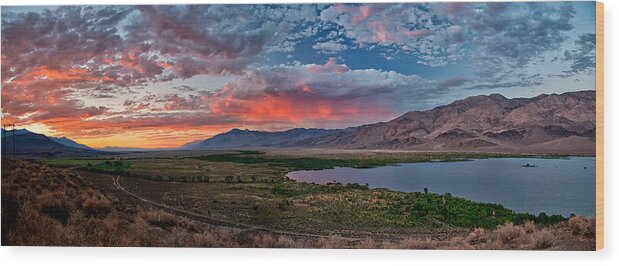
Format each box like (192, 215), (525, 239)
(196, 152), (402, 170)
(87, 160), (131, 172)
(45, 159), (131, 174)
(269, 180), (564, 229)
(44, 159), (107, 167)
(194, 150), (569, 172)
(40, 149), (572, 235)
(45, 150), (572, 183)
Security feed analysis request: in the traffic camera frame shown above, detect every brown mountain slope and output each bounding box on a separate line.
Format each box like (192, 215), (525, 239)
(295, 90), (595, 153)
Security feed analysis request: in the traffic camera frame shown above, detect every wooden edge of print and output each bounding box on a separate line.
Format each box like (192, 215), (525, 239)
(596, 1), (604, 251)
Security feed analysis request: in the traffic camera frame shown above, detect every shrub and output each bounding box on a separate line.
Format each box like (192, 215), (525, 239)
(567, 216), (595, 237)
(523, 220), (536, 234)
(277, 199), (292, 211)
(467, 228), (487, 245)
(130, 216), (148, 243)
(191, 231), (219, 247)
(163, 227), (191, 247)
(356, 237), (380, 249)
(251, 233), (277, 248)
(531, 229), (554, 250)
(178, 216), (200, 231)
(496, 222), (524, 245)
(399, 237), (438, 249)
(317, 234), (346, 249)
(37, 191), (75, 223)
(63, 211), (90, 245)
(8, 206), (63, 246)
(82, 195), (112, 218)
(275, 235), (304, 248)
(143, 210), (177, 229)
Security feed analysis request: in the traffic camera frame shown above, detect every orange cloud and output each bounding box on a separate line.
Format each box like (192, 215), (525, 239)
(352, 5), (371, 25)
(2, 57), (417, 148)
(11, 66), (94, 85)
(209, 90), (389, 125)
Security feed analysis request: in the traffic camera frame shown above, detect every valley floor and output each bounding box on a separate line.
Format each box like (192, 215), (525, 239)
(1, 150), (596, 249)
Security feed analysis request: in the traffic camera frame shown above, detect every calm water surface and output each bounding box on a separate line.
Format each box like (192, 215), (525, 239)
(287, 157), (595, 217)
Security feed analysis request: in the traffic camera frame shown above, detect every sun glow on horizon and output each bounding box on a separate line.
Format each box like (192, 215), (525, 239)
(78, 135), (178, 149)
(1, 3), (596, 149)
(74, 129), (227, 149)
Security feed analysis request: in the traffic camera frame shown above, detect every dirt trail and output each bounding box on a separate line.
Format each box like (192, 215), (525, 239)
(82, 171), (394, 241)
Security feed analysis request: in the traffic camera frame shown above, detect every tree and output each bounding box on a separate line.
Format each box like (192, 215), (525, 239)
(424, 187), (429, 194)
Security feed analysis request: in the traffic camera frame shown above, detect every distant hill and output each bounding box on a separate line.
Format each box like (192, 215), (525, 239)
(294, 90), (595, 153)
(49, 136), (92, 150)
(3, 90), (596, 155)
(178, 91), (595, 153)
(0, 128), (31, 137)
(1, 129), (106, 158)
(180, 128), (342, 150)
(99, 146), (165, 152)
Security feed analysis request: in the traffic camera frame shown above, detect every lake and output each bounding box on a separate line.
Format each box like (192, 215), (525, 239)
(287, 157), (595, 217)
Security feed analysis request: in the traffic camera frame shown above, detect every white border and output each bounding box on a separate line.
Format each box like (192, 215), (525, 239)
(1, 0), (616, 265)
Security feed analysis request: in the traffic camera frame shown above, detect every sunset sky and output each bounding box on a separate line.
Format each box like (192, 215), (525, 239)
(1, 2), (596, 148)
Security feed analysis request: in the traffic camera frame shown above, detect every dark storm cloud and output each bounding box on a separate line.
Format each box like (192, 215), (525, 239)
(1, 6), (132, 82)
(1, 4), (320, 86)
(435, 78), (470, 89)
(460, 80), (544, 91)
(444, 2), (576, 77)
(128, 5), (320, 77)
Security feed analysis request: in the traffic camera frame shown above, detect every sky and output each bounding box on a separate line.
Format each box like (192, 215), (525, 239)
(0, 2), (597, 148)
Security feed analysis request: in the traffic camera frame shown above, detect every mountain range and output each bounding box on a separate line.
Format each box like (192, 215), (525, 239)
(181, 90), (595, 154)
(1, 90), (596, 157)
(97, 146), (161, 152)
(180, 128), (341, 150)
(1, 129), (105, 157)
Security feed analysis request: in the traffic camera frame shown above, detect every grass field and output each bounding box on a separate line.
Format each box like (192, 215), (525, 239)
(45, 149), (568, 182)
(119, 175), (564, 234)
(43, 149), (567, 234)
(42, 159), (107, 167)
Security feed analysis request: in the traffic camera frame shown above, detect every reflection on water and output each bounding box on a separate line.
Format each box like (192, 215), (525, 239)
(287, 157), (595, 217)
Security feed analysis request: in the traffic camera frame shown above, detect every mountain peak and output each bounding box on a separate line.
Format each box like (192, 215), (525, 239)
(458, 93), (508, 104)
(181, 127), (342, 150)
(294, 90), (595, 152)
(0, 128), (103, 157)
(1, 128), (32, 137)
(229, 128), (250, 133)
(488, 93), (508, 101)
